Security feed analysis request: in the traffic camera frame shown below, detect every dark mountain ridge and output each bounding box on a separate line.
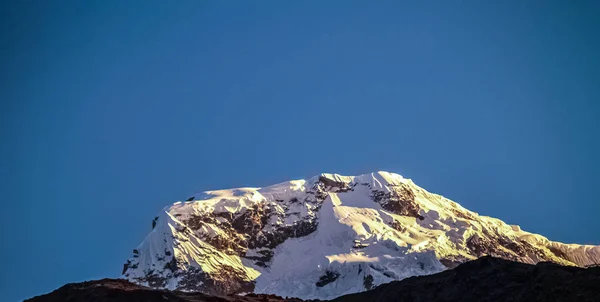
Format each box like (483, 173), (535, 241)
(333, 256), (600, 302)
(27, 256), (600, 302)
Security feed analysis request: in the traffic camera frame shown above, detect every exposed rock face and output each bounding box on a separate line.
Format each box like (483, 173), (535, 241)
(315, 271), (340, 288)
(122, 171), (600, 300)
(371, 183), (422, 219)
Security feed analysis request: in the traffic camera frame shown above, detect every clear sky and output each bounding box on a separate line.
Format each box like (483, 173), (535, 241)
(2, 1), (599, 300)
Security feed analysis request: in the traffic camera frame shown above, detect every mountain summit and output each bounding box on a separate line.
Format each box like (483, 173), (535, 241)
(122, 171), (600, 299)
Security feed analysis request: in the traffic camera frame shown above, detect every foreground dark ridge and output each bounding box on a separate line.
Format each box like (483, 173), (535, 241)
(25, 279), (305, 302)
(333, 256), (600, 302)
(27, 256), (600, 302)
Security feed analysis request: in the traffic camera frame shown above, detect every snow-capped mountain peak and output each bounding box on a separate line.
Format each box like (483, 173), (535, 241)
(122, 171), (600, 299)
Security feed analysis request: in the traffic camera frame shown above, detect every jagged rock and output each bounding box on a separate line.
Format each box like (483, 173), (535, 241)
(316, 271), (340, 287)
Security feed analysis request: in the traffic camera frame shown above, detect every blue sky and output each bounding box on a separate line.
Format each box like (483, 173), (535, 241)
(2, 1), (599, 300)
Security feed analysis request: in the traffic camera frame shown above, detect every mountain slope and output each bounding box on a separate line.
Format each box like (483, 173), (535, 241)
(25, 278), (302, 302)
(28, 257), (600, 302)
(122, 171), (600, 299)
(332, 256), (600, 302)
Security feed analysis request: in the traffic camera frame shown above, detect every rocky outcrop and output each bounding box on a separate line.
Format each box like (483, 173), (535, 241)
(370, 183), (423, 219)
